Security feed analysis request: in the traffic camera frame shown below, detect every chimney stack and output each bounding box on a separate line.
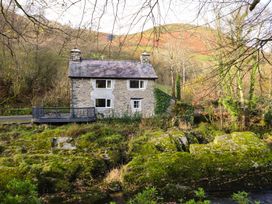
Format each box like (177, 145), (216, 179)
(140, 51), (150, 64)
(70, 48), (81, 61)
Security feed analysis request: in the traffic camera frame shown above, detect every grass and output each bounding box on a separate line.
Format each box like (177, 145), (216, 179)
(0, 108), (32, 116)
(155, 83), (171, 95)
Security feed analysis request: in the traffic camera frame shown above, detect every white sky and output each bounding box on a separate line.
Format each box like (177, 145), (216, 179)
(19, 0), (211, 34)
(18, 0), (272, 35)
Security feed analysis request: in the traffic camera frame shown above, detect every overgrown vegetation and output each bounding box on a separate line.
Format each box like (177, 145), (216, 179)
(0, 179), (40, 204)
(154, 88), (172, 115)
(0, 118), (271, 203)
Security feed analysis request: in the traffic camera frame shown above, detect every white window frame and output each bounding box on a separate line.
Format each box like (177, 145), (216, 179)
(95, 79), (112, 89)
(131, 99), (142, 112)
(95, 98), (112, 108)
(128, 80), (145, 89)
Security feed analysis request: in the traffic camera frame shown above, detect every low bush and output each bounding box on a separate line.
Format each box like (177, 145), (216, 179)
(264, 107), (272, 127)
(173, 101), (195, 126)
(182, 188), (211, 204)
(0, 179), (40, 204)
(231, 191), (260, 204)
(128, 187), (159, 204)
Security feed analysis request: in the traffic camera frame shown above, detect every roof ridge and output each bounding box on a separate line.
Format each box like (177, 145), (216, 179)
(80, 59), (140, 63)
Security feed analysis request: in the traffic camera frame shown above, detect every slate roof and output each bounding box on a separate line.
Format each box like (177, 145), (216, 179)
(68, 59), (158, 79)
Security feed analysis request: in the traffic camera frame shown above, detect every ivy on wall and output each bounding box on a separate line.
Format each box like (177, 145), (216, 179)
(154, 88), (172, 115)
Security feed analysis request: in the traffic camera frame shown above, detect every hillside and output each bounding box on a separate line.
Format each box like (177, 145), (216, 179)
(0, 13), (216, 107)
(117, 24), (215, 55)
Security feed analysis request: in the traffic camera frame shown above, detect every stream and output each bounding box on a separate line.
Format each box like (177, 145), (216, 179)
(210, 191), (272, 204)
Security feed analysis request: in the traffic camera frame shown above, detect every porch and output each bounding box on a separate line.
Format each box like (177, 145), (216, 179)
(32, 107), (96, 124)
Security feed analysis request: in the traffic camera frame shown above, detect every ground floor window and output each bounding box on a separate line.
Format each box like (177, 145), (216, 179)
(95, 98), (111, 108)
(131, 99), (142, 112)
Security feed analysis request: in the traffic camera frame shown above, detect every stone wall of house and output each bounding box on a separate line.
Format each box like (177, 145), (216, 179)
(71, 78), (93, 107)
(71, 78), (156, 118)
(112, 80), (155, 117)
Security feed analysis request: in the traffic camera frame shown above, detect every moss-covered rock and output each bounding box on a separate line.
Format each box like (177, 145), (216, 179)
(193, 122), (225, 143)
(190, 131), (269, 156)
(0, 122), (139, 202)
(123, 131), (272, 200)
(127, 130), (183, 158)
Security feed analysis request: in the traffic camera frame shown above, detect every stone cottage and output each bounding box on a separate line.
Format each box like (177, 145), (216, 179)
(68, 49), (158, 117)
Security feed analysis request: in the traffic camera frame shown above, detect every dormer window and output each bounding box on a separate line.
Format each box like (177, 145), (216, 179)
(129, 80), (144, 89)
(96, 80), (112, 88)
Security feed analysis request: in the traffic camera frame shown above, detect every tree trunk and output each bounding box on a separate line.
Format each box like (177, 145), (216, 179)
(171, 66), (176, 98)
(237, 68), (246, 129)
(182, 60), (186, 98)
(248, 55), (258, 109)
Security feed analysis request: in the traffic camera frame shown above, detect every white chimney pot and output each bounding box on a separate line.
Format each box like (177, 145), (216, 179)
(140, 51), (150, 63)
(70, 48), (81, 61)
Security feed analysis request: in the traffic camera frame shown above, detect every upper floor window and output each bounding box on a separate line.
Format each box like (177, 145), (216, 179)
(129, 80), (144, 89)
(96, 80), (111, 88)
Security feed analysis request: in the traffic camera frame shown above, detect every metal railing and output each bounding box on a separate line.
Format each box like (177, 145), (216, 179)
(32, 107), (96, 123)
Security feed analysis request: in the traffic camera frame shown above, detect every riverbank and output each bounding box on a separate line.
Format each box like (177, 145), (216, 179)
(210, 190), (272, 204)
(0, 120), (272, 203)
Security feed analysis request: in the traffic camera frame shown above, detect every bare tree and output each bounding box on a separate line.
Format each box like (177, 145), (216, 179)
(211, 6), (268, 129)
(0, 1), (271, 59)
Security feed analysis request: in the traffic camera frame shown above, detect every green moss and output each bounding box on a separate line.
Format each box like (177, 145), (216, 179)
(65, 124), (93, 137)
(123, 131), (272, 198)
(0, 167), (21, 188)
(193, 123), (225, 143)
(22, 154), (106, 193)
(2, 122), (272, 202)
(190, 131), (269, 156)
(128, 130), (181, 157)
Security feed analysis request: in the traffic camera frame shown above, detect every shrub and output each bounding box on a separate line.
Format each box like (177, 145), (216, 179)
(0, 179), (40, 204)
(173, 101), (195, 126)
(140, 115), (171, 130)
(231, 191), (260, 204)
(128, 187), (159, 204)
(103, 112), (142, 124)
(232, 191), (250, 204)
(264, 107), (272, 126)
(182, 188), (211, 204)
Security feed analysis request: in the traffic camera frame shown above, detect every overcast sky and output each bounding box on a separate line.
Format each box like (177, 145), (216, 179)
(20, 0), (272, 35)
(22, 0), (211, 34)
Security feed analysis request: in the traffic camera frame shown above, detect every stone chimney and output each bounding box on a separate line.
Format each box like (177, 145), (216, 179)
(140, 51), (150, 64)
(70, 48), (81, 61)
